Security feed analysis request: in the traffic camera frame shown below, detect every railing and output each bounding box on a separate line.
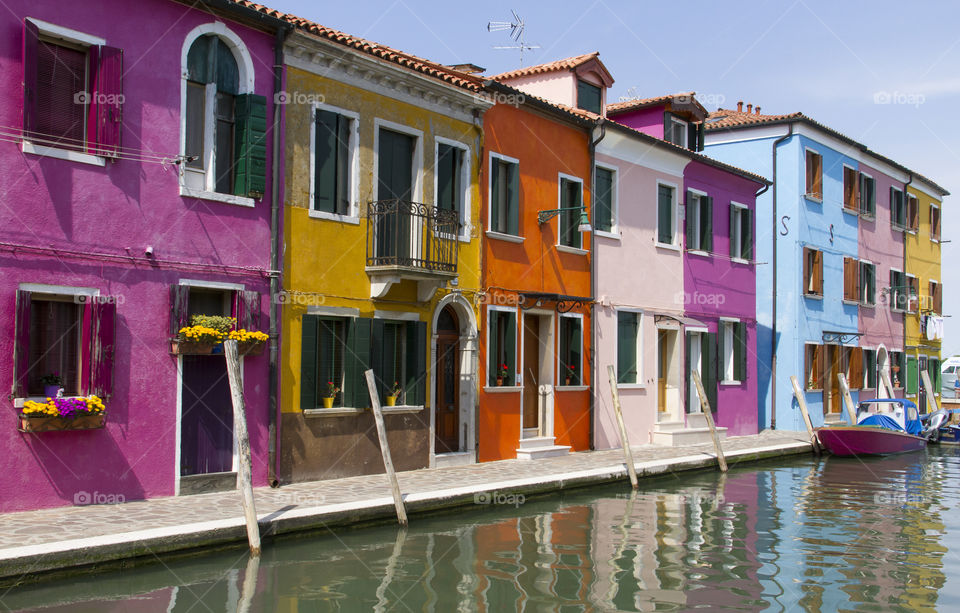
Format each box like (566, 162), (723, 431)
(366, 200), (459, 274)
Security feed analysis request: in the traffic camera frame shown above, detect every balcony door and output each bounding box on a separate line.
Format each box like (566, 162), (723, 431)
(377, 128), (414, 265)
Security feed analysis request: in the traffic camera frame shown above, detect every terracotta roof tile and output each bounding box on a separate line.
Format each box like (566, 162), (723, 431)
(606, 92), (697, 114)
(490, 52), (599, 81)
(704, 108), (802, 130)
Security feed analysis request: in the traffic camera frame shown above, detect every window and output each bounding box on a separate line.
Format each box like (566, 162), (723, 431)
(558, 176), (584, 249)
(859, 261), (876, 306)
(906, 275), (919, 313)
(929, 204), (941, 241)
(577, 80), (602, 115)
(490, 154), (519, 235)
(313, 108), (354, 216)
(303, 317), (346, 406)
(803, 247), (823, 296)
(437, 141), (467, 233)
(22, 19), (122, 159)
(906, 356), (919, 395)
(889, 270), (906, 311)
(859, 173), (876, 216)
(929, 280), (942, 314)
(12, 288), (115, 399)
(594, 166), (616, 234)
(729, 203), (753, 261)
(862, 348), (877, 389)
(805, 343), (824, 390)
(889, 351), (905, 389)
(183, 34), (265, 199)
(558, 315), (582, 386)
(488, 308), (517, 386)
(906, 194), (919, 232)
(663, 113), (688, 148)
(685, 191), (712, 252)
(890, 188), (906, 229)
(805, 150), (822, 200)
(657, 183), (676, 245)
(843, 167), (858, 212)
(843, 257), (860, 302)
(616, 311), (642, 384)
(720, 320), (747, 383)
(843, 346), (863, 390)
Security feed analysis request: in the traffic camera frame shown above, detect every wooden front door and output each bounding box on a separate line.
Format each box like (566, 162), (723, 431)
(657, 330), (668, 413)
(825, 345), (841, 414)
(523, 315), (541, 433)
(434, 307), (460, 454)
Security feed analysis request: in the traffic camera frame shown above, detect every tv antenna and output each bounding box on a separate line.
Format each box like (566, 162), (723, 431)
(487, 10), (540, 66)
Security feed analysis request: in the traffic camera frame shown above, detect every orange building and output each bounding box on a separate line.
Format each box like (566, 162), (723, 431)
(478, 84), (597, 461)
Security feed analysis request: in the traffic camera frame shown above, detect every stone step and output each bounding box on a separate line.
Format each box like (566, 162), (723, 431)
(652, 427), (728, 447)
(686, 413), (709, 428)
(654, 421), (686, 432)
(517, 436), (557, 450)
(515, 445), (571, 460)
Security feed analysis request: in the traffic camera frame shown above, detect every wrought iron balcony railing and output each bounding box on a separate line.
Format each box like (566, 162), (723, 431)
(366, 200), (459, 275)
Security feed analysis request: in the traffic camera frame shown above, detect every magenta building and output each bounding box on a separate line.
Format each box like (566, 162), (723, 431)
(0, 0), (283, 512)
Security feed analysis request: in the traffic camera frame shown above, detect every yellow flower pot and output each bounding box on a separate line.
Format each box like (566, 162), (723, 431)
(322, 397), (335, 409)
(385, 395), (397, 407)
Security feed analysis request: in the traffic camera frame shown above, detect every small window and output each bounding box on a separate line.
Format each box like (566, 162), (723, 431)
(890, 188), (906, 229)
(488, 309), (517, 386)
(889, 270), (905, 311)
(906, 275), (919, 313)
(664, 115), (688, 148)
(906, 194), (919, 232)
(308, 317), (347, 407)
(859, 261), (876, 306)
(559, 176), (584, 249)
(490, 155), (519, 235)
(437, 142), (466, 231)
(313, 108), (354, 216)
(577, 80), (602, 115)
(729, 204), (752, 261)
(858, 173), (876, 216)
(843, 257), (859, 302)
(558, 315), (582, 386)
(803, 247), (823, 296)
(657, 184), (676, 245)
(616, 311), (641, 384)
(685, 191), (712, 252)
(843, 167), (859, 212)
(805, 150), (822, 200)
(805, 344), (824, 390)
(594, 166), (615, 233)
(862, 349), (877, 389)
(931, 205), (941, 241)
(720, 320), (747, 383)
(929, 280), (942, 314)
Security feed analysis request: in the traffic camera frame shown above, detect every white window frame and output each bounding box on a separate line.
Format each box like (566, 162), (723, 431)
(804, 147), (823, 202)
(930, 203), (941, 243)
(928, 278), (940, 314)
(858, 259), (876, 307)
(719, 317), (740, 384)
(889, 267), (904, 312)
(905, 272), (919, 313)
(434, 136), (472, 242)
(557, 312), (585, 388)
(655, 180), (680, 249)
(841, 164), (858, 216)
(372, 118), (424, 203)
(485, 305), (521, 391)
(686, 187), (709, 255)
(616, 308), (644, 388)
(486, 151), (522, 241)
(860, 345), (876, 390)
(890, 186), (906, 231)
(729, 201), (749, 262)
(308, 102), (360, 224)
(859, 171), (875, 218)
(178, 22), (256, 207)
(667, 116), (688, 148)
(804, 342), (822, 391)
(593, 162), (619, 239)
(556, 172), (587, 254)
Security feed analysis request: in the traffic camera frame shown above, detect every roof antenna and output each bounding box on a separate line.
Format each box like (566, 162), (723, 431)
(487, 10), (540, 66)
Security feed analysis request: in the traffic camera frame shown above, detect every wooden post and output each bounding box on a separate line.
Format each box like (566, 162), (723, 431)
(921, 370), (940, 414)
(880, 368), (896, 398)
(223, 340), (261, 556)
(691, 371), (727, 472)
(837, 373), (858, 424)
(607, 365), (638, 489)
(365, 369), (408, 526)
(790, 375), (820, 455)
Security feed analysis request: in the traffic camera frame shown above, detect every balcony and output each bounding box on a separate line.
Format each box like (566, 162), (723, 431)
(366, 199), (459, 300)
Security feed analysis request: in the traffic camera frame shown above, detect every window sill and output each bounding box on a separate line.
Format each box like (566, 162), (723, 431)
(687, 249), (711, 258)
(308, 209), (360, 224)
(842, 207), (859, 217)
(931, 238), (941, 244)
(804, 194), (823, 204)
(842, 299), (860, 306)
(806, 387), (823, 393)
(803, 293), (823, 301)
(731, 257), (751, 265)
(486, 231), (524, 244)
(180, 186), (256, 208)
(859, 212), (876, 220)
(303, 407), (365, 417)
(22, 141), (105, 167)
(484, 385), (522, 393)
(595, 230), (619, 240)
(655, 242), (681, 252)
(381, 405), (424, 414)
(616, 383), (646, 390)
(720, 380), (743, 387)
(557, 385), (589, 391)
(556, 245), (588, 256)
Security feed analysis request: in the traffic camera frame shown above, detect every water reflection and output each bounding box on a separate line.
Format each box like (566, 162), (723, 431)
(3, 448), (959, 612)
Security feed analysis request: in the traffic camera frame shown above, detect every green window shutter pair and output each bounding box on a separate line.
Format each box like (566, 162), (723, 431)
(233, 93), (267, 199)
(314, 109), (350, 214)
(906, 356), (919, 395)
(617, 312), (638, 384)
(301, 316), (376, 410)
(595, 167), (614, 232)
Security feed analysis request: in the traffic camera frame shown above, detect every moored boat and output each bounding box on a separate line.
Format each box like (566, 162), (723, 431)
(816, 399), (942, 456)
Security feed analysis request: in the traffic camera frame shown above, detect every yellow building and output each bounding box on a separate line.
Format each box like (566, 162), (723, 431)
(904, 179), (948, 410)
(277, 26), (492, 482)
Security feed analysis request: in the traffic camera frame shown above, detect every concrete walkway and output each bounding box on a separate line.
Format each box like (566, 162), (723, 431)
(0, 430), (812, 585)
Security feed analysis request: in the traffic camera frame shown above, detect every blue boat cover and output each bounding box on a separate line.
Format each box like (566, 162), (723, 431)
(859, 413), (921, 436)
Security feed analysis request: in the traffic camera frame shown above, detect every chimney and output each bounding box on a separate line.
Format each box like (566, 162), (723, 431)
(756, 106), (761, 115)
(737, 100), (743, 112)
(747, 103), (753, 114)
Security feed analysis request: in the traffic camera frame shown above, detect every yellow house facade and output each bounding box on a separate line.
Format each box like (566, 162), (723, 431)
(277, 28), (492, 482)
(903, 179), (947, 410)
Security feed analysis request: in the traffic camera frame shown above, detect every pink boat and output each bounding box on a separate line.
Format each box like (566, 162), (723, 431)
(815, 399), (933, 457)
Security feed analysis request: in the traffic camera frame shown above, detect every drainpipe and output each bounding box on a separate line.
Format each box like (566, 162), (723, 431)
(770, 124), (793, 430)
(269, 24), (292, 487)
(589, 119), (607, 450)
(903, 172), (914, 398)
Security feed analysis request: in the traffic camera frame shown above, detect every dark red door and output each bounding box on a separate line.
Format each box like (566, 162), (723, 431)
(435, 307), (460, 454)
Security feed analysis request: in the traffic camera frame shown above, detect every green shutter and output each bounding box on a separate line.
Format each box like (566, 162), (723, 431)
(336, 114), (350, 215)
(717, 325), (726, 382)
(663, 111), (675, 142)
(929, 358), (941, 393)
(684, 333), (692, 409)
(697, 123), (705, 152)
(487, 310), (498, 386)
(371, 319), (387, 399)
(504, 312), (517, 386)
(490, 160), (501, 232)
(507, 162), (520, 235)
(703, 332), (718, 411)
(743, 210), (753, 261)
(907, 356), (919, 395)
(685, 191), (695, 250)
(314, 109), (338, 213)
(595, 167), (613, 232)
(729, 205), (738, 258)
(300, 315), (319, 411)
(658, 185), (673, 243)
(406, 321), (427, 406)
(704, 196), (714, 253)
(344, 317), (371, 408)
(233, 93), (267, 198)
(735, 322), (747, 382)
(617, 312), (638, 384)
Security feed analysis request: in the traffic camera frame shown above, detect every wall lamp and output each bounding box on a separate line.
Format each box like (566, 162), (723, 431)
(537, 207), (592, 233)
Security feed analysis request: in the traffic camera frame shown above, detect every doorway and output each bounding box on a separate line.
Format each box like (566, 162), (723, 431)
(434, 306), (460, 454)
(824, 344), (841, 415)
(687, 332), (701, 414)
(522, 312), (554, 440)
(657, 330), (668, 414)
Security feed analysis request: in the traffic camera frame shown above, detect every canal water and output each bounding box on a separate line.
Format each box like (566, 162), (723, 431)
(4, 448), (960, 612)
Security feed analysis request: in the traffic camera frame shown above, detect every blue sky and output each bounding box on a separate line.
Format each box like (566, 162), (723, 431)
(267, 0), (960, 355)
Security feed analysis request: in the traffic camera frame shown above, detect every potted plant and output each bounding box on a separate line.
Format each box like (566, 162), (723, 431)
(322, 381), (340, 409)
(172, 315), (233, 354)
(386, 381), (402, 407)
(228, 328), (269, 356)
(564, 364), (576, 386)
(496, 363), (509, 386)
(40, 373), (64, 398)
(18, 395), (106, 433)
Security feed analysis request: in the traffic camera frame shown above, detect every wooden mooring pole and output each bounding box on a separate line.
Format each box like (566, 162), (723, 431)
(607, 365), (638, 489)
(921, 370), (940, 414)
(790, 375), (820, 455)
(365, 369), (408, 526)
(691, 371), (727, 472)
(224, 340), (261, 556)
(837, 373), (858, 424)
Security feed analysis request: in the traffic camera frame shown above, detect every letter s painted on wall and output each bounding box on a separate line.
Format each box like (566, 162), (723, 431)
(780, 215), (790, 236)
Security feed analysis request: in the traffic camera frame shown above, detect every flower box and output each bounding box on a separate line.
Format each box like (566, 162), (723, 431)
(237, 340), (265, 356)
(18, 413), (105, 433)
(170, 339), (219, 355)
